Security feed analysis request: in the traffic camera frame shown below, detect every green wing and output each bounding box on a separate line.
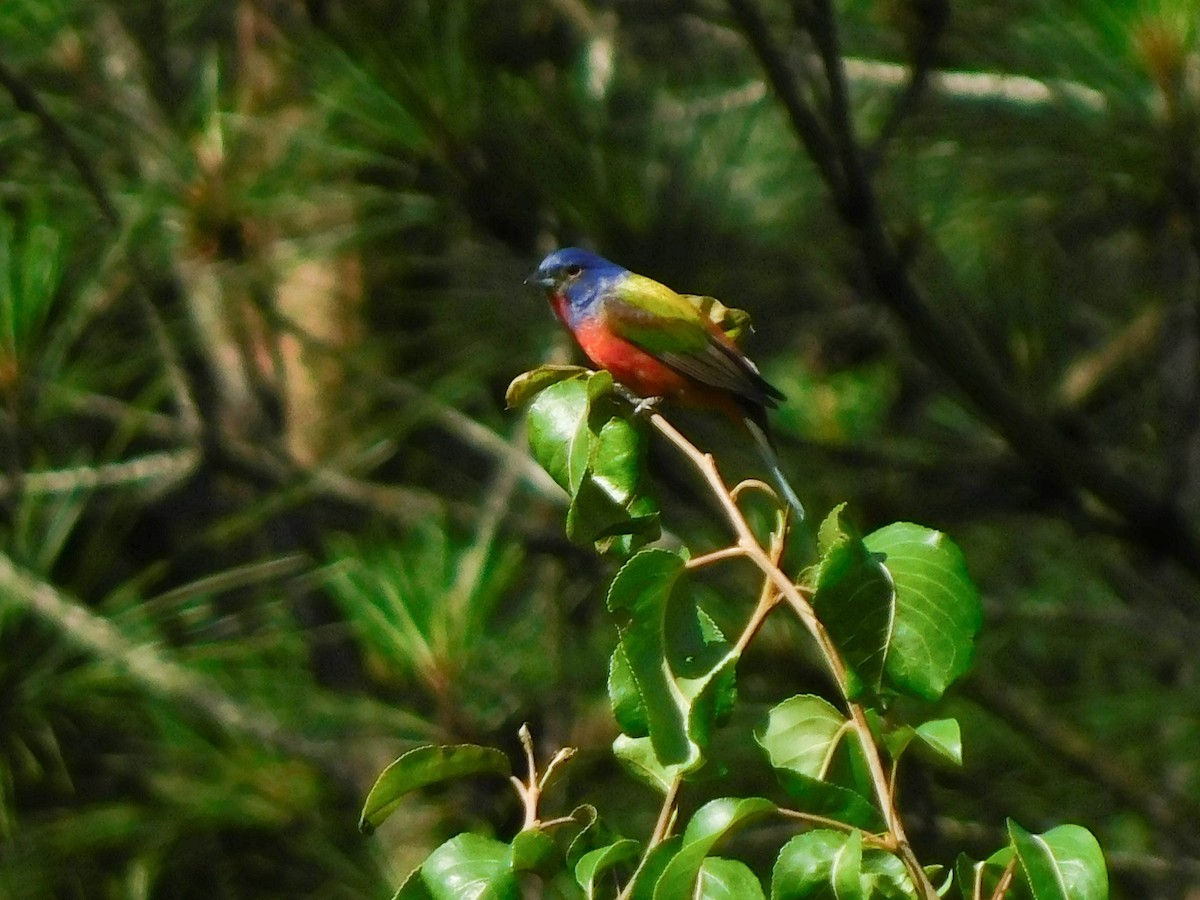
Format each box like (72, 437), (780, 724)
(604, 274), (780, 408)
(605, 274), (714, 354)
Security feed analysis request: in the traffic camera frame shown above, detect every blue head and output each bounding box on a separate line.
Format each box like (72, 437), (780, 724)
(527, 248), (627, 320)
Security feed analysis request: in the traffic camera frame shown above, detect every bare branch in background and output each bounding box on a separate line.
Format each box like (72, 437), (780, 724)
(727, 0), (1200, 592)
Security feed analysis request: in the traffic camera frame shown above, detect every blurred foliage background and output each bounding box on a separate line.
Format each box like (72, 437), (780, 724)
(0, 0), (1198, 897)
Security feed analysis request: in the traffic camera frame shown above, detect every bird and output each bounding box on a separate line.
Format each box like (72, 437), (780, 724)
(526, 247), (804, 520)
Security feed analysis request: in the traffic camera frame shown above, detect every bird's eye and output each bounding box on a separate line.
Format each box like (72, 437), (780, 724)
(565, 264), (583, 278)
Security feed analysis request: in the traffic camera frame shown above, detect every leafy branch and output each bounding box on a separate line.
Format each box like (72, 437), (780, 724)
(358, 368), (1107, 899)
(645, 410), (936, 898)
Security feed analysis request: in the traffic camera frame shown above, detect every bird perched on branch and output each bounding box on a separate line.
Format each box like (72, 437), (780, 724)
(527, 247), (804, 519)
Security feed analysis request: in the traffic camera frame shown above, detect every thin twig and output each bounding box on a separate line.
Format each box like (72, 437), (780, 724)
(685, 545), (751, 570)
(988, 856), (1018, 900)
(648, 776), (682, 849)
(776, 807), (892, 847)
(615, 771), (682, 900)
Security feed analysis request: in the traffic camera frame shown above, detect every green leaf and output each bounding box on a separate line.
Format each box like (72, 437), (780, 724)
(955, 854), (989, 900)
(359, 745), (511, 833)
(567, 473), (644, 545)
(914, 718), (962, 767)
(869, 714), (917, 763)
(757, 695), (882, 831)
(583, 394), (661, 552)
(420, 834), (519, 900)
(756, 695), (848, 779)
(391, 865), (434, 899)
(627, 836), (684, 900)
(695, 858), (767, 899)
(606, 549), (737, 771)
(773, 772), (883, 832)
(511, 828), (559, 876)
(655, 798), (776, 900)
(565, 804), (602, 869)
(865, 712), (962, 771)
(590, 415), (647, 508)
(830, 829), (864, 900)
(609, 642), (650, 737)
(862, 853), (917, 900)
(666, 602), (738, 748)
(613, 734), (684, 795)
(575, 839), (641, 898)
(771, 830), (846, 900)
(607, 550), (691, 766)
(528, 375), (593, 493)
(587, 368), (616, 401)
(525, 369), (660, 552)
(811, 505), (894, 699)
(1008, 821), (1108, 900)
(772, 832), (911, 900)
(0, 213), (62, 374)
(963, 848), (1016, 900)
(506, 364), (592, 408)
(864, 523), (983, 701)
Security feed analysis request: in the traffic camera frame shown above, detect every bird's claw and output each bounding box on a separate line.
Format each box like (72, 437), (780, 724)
(612, 385), (662, 416)
(632, 395), (664, 417)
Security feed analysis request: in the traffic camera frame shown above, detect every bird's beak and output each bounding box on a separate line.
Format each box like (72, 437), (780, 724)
(524, 271), (556, 288)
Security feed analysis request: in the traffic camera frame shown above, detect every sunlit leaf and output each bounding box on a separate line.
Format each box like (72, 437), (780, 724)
(510, 828), (559, 876)
(391, 865), (433, 899)
(359, 745), (511, 833)
(655, 798), (775, 899)
(756, 695), (882, 830)
(756, 695), (848, 778)
(830, 829), (864, 900)
(505, 364), (592, 408)
(771, 830), (846, 900)
(864, 523), (982, 701)
(575, 839), (641, 898)
(1008, 821), (1108, 900)
(565, 804), (602, 869)
(771, 831), (912, 900)
(609, 642), (649, 738)
(862, 852), (917, 900)
(613, 734), (684, 795)
(914, 718), (963, 767)
(420, 834), (519, 900)
(606, 549), (737, 771)
(694, 857), (767, 899)
(812, 504), (894, 698)
(527, 375), (592, 493)
(626, 835), (683, 900)
(524, 369), (659, 551)
(607, 549), (692, 765)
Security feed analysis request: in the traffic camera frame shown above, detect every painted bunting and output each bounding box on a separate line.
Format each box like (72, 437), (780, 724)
(527, 247), (804, 519)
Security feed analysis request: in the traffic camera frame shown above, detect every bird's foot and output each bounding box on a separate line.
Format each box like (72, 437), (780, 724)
(632, 395), (664, 417)
(613, 385), (663, 416)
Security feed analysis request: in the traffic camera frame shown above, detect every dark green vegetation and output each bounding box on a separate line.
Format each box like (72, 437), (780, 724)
(0, 0), (1196, 897)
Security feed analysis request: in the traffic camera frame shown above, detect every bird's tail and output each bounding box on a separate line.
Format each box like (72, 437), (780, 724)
(744, 416), (805, 522)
